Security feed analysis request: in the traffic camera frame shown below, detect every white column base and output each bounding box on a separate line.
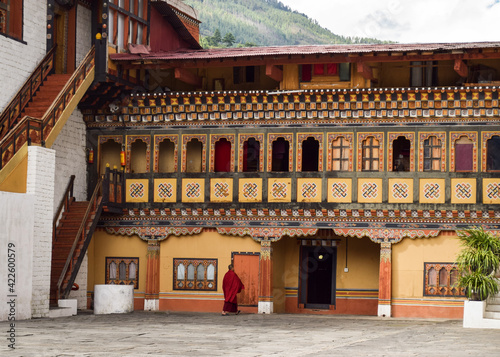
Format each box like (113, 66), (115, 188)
(377, 304), (391, 317)
(144, 299), (159, 311)
(258, 301), (273, 314)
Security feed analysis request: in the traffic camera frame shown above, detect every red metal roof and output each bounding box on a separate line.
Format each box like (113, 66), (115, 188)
(110, 41), (500, 62)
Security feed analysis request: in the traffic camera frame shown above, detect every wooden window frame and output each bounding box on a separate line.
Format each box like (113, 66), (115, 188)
(423, 262), (464, 297)
(297, 133), (323, 172)
(173, 258), (217, 291)
(328, 133), (353, 172)
(450, 132), (477, 172)
(361, 136), (380, 172)
(0, 0), (23, 41)
(108, 0), (148, 50)
(182, 134), (207, 172)
(105, 257), (139, 289)
(423, 136), (442, 172)
(238, 134), (264, 172)
(267, 133), (293, 172)
(419, 132), (446, 172)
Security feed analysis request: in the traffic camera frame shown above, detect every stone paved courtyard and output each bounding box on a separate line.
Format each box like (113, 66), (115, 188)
(1, 311), (499, 356)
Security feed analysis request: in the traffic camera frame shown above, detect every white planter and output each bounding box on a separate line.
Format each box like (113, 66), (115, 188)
(463, 300), (500, 329)
(94, 284), (134, 315)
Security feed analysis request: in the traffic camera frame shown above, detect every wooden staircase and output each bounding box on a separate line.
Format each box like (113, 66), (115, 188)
(50, 175), (104, 307)
(21, 74), (72, 120)
(50, 199), (90, 306)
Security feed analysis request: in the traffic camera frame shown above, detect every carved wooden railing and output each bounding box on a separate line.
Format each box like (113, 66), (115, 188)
(0, 46), (56, 141)
(0, 46), (95, 170)
(58, 176), (103, 300)
(53, 175), (75, 244)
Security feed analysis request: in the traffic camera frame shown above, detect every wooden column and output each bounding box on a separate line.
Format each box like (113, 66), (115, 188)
(378, 242), (392, 317)
(144, 240), (160, 311)
(258, 240), (273, 314)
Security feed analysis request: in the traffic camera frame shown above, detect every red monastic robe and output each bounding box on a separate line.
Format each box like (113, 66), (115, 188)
(222, 270), (244, 304)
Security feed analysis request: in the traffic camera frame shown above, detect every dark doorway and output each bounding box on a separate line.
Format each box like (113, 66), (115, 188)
(302, 137), (319, 172)
(299, 245), (336, 309)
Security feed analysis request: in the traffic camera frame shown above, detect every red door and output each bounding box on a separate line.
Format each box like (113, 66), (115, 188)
(233, 253), (259, 306)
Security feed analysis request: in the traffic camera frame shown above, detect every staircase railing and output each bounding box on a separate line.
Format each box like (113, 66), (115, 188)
(41, 46), (95, 144)
(0, 46), (95, 170)
(0, 46), (56, 141)
(53, 175), (75, 244)
(57, 176), (103, 300)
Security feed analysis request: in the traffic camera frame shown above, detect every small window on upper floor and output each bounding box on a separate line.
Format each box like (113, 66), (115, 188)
(487, 135), (500, 171)
(130, 139), (147, 173)
(233, 66), (256, 84)
(186, 139), (203, 173)
(300, 63), (350, 82)
(392, 136), (411, 172)
(242, 138), (260, 172)
(214, 138), (231, 172)
(423, 136), (441, 172)
(454, 136), (474, 172)
(0, 0), (22, 41)
(410, 61), (438, 87)
(362, 136), (380, 172)
(271, 137), (290, 172)
(301, 137), (319, 172)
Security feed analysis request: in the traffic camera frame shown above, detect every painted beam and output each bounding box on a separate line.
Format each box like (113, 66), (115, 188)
(265, 64), (283, 82)
(174, 68), (202, 87)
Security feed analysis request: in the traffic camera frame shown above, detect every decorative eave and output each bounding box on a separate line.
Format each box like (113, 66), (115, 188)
(97, 207), (500, 243)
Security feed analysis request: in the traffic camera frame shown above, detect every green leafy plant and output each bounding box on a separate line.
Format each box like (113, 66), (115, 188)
(456, 227), (500, 301)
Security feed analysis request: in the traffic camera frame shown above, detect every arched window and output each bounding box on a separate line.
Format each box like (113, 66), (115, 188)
(439, 267), (448, 287)
(487, 135), (500, 171)
(128, 261), (137, 280)
(392, 136), (410, 171)
(186, 139), (203, 172)
(99, 139), (121, 174)
(331, 136), (350, 171)
(187, 264), (195, 281)
(428, 267), (437, 286)
(130, 139), (147, 173)
(423, 136), (441, 171)
(362, 136), (380, 171)
(197, 264), (205, 281)
(454, 136), (473, 172)
(272, 137), (290, 172)
(177, 264), (185, 280)
(242, 138), (260, 172)
(119, 261), (127, 280)
(214, 138), (231, 172)
(207, 264), (215, 281)
(109, 261), (117, 280)
(158, 139), (176, 173)
(301, 137), (319, 172)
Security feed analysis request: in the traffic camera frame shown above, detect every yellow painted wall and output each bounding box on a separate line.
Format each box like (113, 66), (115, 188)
(159, 231), (261, 294)
(336, 237), (380, 289)
(87, 230), (148, 294)
(0, 154), (27, 193)
(392, 233), (461, 298)
(271, 235), (379, 312)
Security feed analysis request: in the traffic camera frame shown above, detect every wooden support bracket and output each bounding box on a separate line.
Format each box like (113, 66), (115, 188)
(174, 68), (202, 87)
(454, 59), (468, 78)
(356, 62), (374, 81)
(265, 64), (283, 82)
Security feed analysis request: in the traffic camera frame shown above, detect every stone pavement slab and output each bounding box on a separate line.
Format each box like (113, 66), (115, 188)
(1, 311), (499, 356)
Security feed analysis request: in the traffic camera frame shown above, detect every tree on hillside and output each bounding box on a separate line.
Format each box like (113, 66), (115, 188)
(223, 32), (236, 47)
(212, 29), (222, 45)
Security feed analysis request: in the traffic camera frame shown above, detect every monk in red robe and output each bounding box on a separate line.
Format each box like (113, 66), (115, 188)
(222, 264), (244, 315)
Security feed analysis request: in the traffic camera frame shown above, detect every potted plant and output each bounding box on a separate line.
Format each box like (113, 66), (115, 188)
(456, 227), (500, 327)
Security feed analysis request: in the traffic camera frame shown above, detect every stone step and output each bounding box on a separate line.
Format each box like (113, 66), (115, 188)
(484, 311), (500, 319)
(489, 297), (500, 305)
(486, 304), (500, 312)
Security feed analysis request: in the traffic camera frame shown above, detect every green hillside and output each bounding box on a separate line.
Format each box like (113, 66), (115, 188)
(182, 0), (390, 48)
